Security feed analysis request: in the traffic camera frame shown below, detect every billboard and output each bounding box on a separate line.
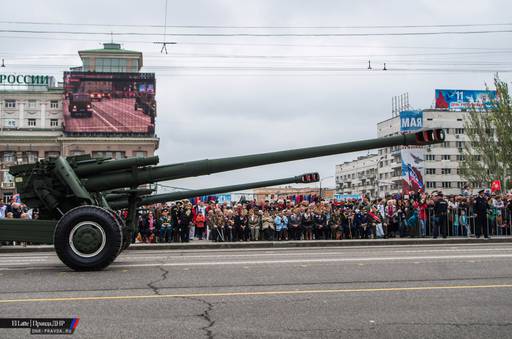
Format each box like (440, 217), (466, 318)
(401, 148), (425, 193)
(334, 194), (362, 201)
(435, 89), (496, 111)
(399, 110), (423, 133)
(63, 72), (156, 135)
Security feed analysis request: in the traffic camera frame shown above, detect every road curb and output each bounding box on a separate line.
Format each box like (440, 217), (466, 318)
(1, 237), (511, 253)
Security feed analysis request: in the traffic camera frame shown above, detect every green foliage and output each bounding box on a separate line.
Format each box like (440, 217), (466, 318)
(460, 75), (512, 186)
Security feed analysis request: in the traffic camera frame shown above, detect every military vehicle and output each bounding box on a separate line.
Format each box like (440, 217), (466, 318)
(0, 129), (444, 271)
(68, 93), (93, 118)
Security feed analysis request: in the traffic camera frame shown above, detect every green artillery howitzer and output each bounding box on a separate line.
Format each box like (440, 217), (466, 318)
(0, 129), (444, 271)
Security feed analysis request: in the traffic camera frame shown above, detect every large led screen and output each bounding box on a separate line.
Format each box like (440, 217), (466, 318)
(63, 72), (156, 135)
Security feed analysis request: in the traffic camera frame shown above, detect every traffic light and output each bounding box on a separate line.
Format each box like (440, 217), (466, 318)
(297, 172), (320, 183)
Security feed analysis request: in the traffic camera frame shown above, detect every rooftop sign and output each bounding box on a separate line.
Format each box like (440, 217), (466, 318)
(0, 73), (51, 86)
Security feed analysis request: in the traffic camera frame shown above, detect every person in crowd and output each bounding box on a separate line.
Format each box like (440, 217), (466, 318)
(224, 209), (234, 242)
(180, 204), (194, 242)
(434, 193), (449, 238)
(261, 210), (274, 241)
(386, 200), (398, 238)
(288, 208), (302, 240)
(415, 197), (428, 237)
(313, 208), (326, 240)
(275, 211), (286, 241)
(194, 210), (206, 240)
(234, 208), (249, 241)
(460, 209), (470, 237)
(158, 208), (172, 242)
(474, 190), (490, 238)
(214, 209), (226, 242)
(330, 208), (342, 240)
(248, 209), (261, 241)
(302, 208), (314, 240)
(0, 201), (6, 219)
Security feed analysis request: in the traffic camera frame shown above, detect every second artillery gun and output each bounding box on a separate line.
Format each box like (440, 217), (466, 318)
(0, 129), (444, 271)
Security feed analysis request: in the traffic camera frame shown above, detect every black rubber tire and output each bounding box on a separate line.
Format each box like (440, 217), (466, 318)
(107, 209), (131, 253)
(54, 206), (123, 271)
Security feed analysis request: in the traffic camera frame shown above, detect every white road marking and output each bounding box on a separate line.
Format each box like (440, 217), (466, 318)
(118, 247), (512, 260)
(92, 110), (118, 131)
(110, 253), (512, 268)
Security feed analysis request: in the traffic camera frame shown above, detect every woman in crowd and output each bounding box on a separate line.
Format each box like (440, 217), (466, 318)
(302, 208), (314, 240)
(261, 210), (274, 241)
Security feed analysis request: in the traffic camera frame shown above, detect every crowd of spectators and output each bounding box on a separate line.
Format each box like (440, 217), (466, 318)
(131, 190), (512, 243)
(1, 190), (511, 246)
(0, 198), (38, 246)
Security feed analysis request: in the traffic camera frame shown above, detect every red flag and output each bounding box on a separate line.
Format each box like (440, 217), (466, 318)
(491, 180), (501, 192)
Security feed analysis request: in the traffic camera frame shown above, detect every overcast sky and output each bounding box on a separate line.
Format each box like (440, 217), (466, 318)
(1, 0), (512, 191)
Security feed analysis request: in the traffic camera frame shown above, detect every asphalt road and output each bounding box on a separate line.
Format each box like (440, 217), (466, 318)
(1, 243), (512, 338)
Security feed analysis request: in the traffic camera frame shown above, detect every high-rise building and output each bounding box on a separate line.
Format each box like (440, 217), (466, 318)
(335, 154), (379, 198)
(336, 108), (475, 198)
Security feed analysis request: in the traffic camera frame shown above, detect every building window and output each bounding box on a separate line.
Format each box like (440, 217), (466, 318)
(92, 151), (126, 159)
(442, 141), (450, 148)
(70, 150), (84, 156)
(45, 151), (60, 159)
(50, 100), (59, 109)
(442, 182), (452, 188)
(4, 99), (16, 108)
(456, 155), (465, 161)
(455, 128), (464, 134)
(426, 182), (436, 188)
(456, 141), (464, 148)
(134, 151), (147, 158)
(25, 151), (38, 163)
(425, 154), (435, 161)
(28, 119), (36, 127)
(457, 181), (467, 189)
(27, 100), (37, 109)
(426, 168), (436, 175)
(5, 119), (16, 128)
(50, 119), (59, 127)
(442, 168), (451, 175)
(442, 155), (451, 160)
(2, 152), (15, 163)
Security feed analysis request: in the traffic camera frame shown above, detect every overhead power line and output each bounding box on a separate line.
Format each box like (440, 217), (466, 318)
(0, 28), (512, 37)
(0, 20), (512, 29)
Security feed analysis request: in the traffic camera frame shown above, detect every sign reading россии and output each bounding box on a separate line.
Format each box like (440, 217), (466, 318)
(0, 73), (51, 85)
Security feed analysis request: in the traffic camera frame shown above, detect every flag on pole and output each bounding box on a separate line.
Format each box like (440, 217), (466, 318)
(491, 180), (501, 192)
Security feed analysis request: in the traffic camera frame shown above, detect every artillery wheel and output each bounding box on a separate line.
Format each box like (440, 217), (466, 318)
(107, 209), (131, 253)
(54, 206), (123, 271)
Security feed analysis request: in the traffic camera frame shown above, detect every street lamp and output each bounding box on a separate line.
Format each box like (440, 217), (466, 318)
(319, 175), (335, 199)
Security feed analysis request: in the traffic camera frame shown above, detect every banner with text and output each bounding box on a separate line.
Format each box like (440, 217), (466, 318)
(435, 89), (496, 111)
(399, 110), (423, 133)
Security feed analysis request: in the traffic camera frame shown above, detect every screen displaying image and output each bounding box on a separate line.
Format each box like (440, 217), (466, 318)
(63, 72), (156, 135)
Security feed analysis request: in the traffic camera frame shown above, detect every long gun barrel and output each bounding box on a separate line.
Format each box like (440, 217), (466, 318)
(83, 129), (444, 192)
(107, 172), (320, 210)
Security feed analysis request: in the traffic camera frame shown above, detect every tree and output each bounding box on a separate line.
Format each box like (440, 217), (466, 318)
(460, 75), (512, 189)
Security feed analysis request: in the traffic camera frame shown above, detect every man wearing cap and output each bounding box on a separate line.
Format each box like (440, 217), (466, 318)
(474, 189), (490, 238)
(158, 208), (172, 243)
(433, 192), (448, 238)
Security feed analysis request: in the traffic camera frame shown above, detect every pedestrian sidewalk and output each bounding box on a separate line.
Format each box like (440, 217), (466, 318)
(1, 237), (511, 253)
